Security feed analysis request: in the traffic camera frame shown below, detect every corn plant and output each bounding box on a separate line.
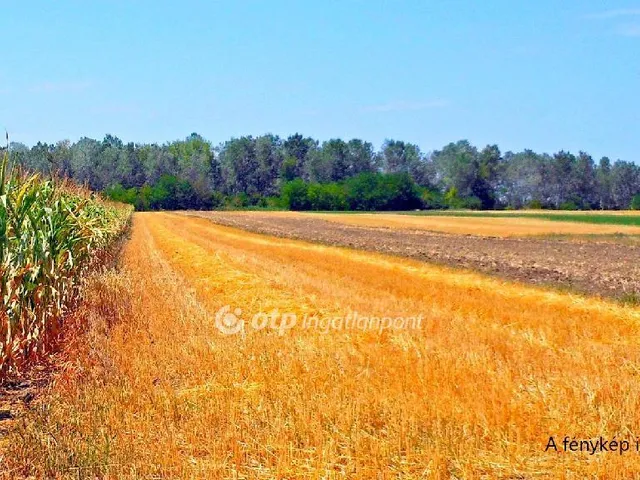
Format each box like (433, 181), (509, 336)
(0, 144), (132, 376)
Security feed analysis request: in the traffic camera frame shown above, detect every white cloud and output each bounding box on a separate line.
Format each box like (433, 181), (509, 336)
(91, 104), (142, 115)
(585, 8), (640, 19)
(362, 99), (449, 113)
(29, 81), (92, 93)
(616, 23), (640, 36)
(584, 9), (640, 37)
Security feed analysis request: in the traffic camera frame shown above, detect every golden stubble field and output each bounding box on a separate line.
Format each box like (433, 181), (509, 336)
(237, 211), (640, 238)
(4, 212), (640, 479)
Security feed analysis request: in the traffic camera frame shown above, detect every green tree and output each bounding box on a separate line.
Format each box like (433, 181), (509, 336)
(432, 141), (486, 205)
(307, 183), (347, 210)
(611, 160), (640, 209)
(281, 179), (310, 210)
(281, 156), (298, 181)
(572, 152), (596, 208)
(381, 139), (430, 186)
(344, 172), (421, 211)
(255, 134), (284, 196)
(550, 151), (576, 207)
(596, 157), (613, 209)
(284, 133), (316, 179)
(219, 137), (261, 195)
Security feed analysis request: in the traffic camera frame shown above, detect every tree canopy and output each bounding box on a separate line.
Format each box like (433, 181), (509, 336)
(8, 133), (640, 211)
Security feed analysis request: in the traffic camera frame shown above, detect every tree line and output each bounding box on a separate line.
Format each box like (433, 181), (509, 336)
(6, 133), (640, 211)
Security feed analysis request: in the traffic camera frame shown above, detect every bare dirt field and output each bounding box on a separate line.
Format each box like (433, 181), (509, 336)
(183, 211), (640, 301)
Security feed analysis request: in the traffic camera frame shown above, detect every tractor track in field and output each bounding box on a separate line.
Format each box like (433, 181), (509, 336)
(183, 211), (640, 302)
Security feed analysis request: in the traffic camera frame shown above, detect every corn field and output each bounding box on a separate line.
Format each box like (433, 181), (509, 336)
(0, 145), (132, 376)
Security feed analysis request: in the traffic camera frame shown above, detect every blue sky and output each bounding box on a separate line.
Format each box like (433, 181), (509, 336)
(0, 1), (638, 161)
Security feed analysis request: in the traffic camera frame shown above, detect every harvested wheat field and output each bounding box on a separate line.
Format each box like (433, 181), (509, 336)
(4, 212), (640, 479)
(267, 211), (640, 238)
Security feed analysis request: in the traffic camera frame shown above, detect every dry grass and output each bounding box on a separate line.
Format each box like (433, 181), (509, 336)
(5, 212), (640, 478)
(302, 212), (640, 237)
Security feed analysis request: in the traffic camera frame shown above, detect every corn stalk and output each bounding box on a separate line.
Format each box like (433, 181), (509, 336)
(0, 142), (132, 376)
